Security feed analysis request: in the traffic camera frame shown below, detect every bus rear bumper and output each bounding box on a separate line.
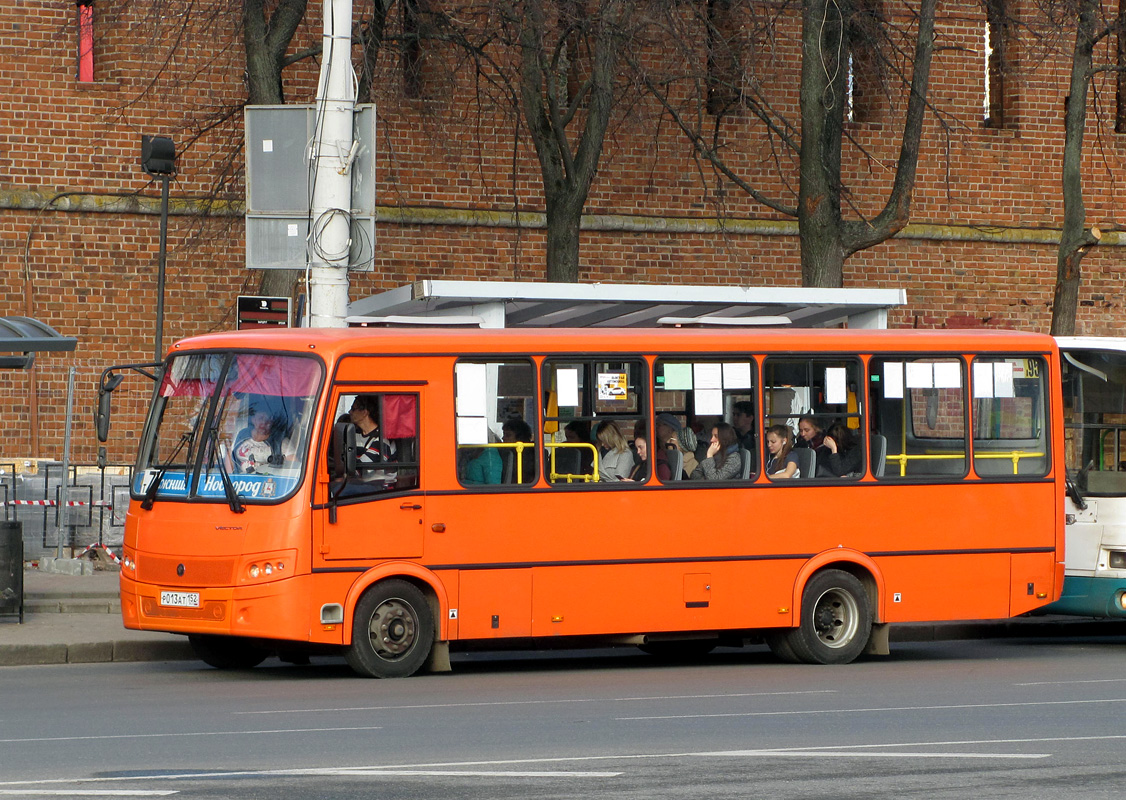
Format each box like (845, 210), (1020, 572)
(1039, 576), (1126, 618)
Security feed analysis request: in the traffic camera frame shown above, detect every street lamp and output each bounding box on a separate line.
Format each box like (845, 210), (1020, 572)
(141, 135), (175, 363)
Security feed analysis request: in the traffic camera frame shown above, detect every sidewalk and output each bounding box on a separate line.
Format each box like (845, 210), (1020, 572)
(0, 566), (193, 666)
(1, 565), (1124, 668)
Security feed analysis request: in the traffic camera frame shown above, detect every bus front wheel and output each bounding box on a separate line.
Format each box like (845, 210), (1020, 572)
(784, 569), (871, 665)
(188, 634), (269, 670)
(346, 579), (434, 678)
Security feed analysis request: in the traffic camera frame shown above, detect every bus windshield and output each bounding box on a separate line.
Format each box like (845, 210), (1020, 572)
(1062, 347), (1126, 497)
(132, 351), (323, 503)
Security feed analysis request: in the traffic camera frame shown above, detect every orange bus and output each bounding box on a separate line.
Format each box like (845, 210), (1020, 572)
(102, 327), (1064, 676)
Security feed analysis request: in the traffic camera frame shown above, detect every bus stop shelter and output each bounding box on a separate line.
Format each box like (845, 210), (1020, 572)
(0, 317), (77, 622)
(347, 281), (906, 329)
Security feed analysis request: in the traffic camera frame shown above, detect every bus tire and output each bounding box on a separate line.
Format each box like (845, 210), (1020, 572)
(188, 634), (269, 670)
(346, 579), (434, 678)
(764, 631), (801, 663)
(785, 569), (871, 665)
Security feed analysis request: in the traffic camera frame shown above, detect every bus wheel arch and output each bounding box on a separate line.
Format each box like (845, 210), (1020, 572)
(783, 567), (873, 665)
(345, 577), (436, 678)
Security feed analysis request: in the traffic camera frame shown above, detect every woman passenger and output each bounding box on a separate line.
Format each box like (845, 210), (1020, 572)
(797, 415), (825, 451)
(765, 424), (800, 479)
(690, 422), (742, 480)
(819, 422), (862, 477)
(596, 420), (634, 482)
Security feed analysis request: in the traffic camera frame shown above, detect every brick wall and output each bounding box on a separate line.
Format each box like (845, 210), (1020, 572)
(1, 0), (1125, 463)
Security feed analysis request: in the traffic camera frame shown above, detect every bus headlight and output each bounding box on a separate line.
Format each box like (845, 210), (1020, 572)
(1110, 551), (1126, 570)
(240, 550), (296, 584)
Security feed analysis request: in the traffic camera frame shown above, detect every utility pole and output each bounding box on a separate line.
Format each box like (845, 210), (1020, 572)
(307, 0), (356, 328)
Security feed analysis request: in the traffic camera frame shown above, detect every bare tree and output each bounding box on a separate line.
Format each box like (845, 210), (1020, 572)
(1050, 1), (1124, 335)
(512, 0), (636, 282)
(640, 0), (937, 288)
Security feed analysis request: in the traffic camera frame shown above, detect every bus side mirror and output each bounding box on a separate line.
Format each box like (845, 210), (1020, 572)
(95, 372), (125, 443)
(331, 421), (357, 478)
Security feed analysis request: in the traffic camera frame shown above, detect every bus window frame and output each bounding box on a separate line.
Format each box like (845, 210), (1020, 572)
(969, 353), (1052, 481)
(541, 355), (649, 489)
(452, 356), (540, 490)
(869, 353), (970, 482)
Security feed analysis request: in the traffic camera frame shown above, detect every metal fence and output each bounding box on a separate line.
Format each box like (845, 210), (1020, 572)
(0, 463), (133, 561)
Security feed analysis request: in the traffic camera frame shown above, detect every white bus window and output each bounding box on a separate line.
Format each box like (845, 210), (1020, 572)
(973, 356), (1049, 478)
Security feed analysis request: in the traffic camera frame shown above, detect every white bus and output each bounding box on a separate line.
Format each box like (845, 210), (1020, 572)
(1052, 337), (1126, 618)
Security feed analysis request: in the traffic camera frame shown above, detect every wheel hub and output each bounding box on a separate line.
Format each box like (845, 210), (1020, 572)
(368, 599), (417, 658)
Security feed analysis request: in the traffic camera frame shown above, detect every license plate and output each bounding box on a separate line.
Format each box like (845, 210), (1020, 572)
(160, 591), (200, 608)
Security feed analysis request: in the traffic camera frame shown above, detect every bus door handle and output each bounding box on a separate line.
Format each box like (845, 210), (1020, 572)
(400, 502), (422, 510)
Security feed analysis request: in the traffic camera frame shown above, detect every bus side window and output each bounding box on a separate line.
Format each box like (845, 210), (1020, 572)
(454, 360), (538, 487)
(654, 357), (756, 482)
(972, 356), (1049, 478)
(870, 357), (966, 479)
(543, 358), (645, 485)
(333, 392), (420, 497)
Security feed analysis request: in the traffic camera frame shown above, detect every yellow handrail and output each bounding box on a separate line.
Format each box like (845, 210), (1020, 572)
(544, 442), (600, 483)
(885, 450), (1045, 476)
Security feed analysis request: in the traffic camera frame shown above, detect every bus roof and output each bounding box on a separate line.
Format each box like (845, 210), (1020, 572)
(169, 326), (1058, 359)
(1055, 336), (1126, 354)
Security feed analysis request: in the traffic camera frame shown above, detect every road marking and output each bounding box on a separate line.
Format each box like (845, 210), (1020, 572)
(0, 792), (178, 796)
(232, 690), (835, 715)
(700, 750), (1048, 760)
(306, 769), (620, 777)
(0, 726), (380, 745)
(615, 696), (1126, 720)
(1014, 678), (1126, 686)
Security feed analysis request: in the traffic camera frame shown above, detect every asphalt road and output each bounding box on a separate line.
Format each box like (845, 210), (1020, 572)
(2, 636), (1126, 799)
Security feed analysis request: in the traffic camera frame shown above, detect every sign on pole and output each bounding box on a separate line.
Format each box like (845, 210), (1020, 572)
(237, 296), (291, 330)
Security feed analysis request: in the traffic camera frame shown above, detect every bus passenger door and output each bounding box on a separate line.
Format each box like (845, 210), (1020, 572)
(315, 387), (426, 562)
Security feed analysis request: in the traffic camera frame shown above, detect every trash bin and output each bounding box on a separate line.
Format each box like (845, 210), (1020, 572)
(0, 520), (24, 623)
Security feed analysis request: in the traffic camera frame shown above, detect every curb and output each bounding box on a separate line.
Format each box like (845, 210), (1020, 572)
(0, 639), (195, 667)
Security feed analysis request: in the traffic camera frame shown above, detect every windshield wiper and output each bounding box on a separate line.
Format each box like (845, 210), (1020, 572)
(139, 431), (192, 510)
(207, 426), (246, 514)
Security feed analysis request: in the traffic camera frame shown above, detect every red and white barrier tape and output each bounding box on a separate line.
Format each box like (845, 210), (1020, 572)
(4, 499), (114, 507)
(76, 543), (122, 564)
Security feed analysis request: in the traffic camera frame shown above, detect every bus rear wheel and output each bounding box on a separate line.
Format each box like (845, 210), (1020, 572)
(345, 579), (434, 678)
(784, 569), (871, 665)
(188, 634), (269, 670)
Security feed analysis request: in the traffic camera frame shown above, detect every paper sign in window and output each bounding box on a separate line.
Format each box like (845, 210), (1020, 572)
(972, 361), (994, 398)
(693, 362), (723, 390)
(933, 362), (962, 389)
(883, 362), (904, 399)
(598, 372), (628, 401)
(993, 361), (1015, 398)
(722, 362), (752, 389)
(695, 389), (724, 416)
(824, 367), (847, 405)
(455, 363), (487, 417)
(456, 416), (488, 445)
(557, 368), (580, 407)
(663, 363), (693, 391)
(905, 361), (934, 389)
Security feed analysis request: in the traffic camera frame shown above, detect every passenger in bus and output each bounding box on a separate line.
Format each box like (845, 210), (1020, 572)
(350, 395), (397, 487)
(818, 422), (862, 478)
(732, 401), (757, 452)
(231, 409), (277, 474)
(462, 434), (503, 485)
(563, 420), (594, 475)
(765, 424), (800, 478)
(502, 418), (536, 483)
(624, 431), (651, 481)
(655, 413), (686, 479)
(690, 422), (742, 480)
(797, 415), (826, 451)
(625, 421), (669, 482)
(595, 420), (634, 482)
(677, 426), (700, 479)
